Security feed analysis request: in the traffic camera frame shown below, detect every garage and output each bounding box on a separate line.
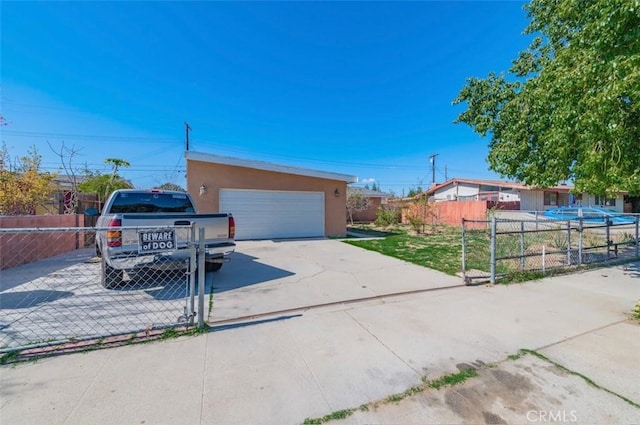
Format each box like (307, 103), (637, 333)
(185, 151), (357, 239)
(220, 189), (324, 240)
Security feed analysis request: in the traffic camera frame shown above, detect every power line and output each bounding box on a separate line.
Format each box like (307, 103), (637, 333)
(5, 129), (427, 170)
(36, 165), (185, 173)
(2, 130), (179, 143)
(190, 142), (427, 170)
(3, 129), (491, 177)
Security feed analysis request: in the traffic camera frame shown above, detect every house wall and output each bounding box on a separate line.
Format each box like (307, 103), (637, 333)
(434, 183), (519, 202)
(434, 182), (479, 201)
(0, 215), (87, 270)
(519, 191), (544, 211)
(352, 198), (382, 223)
(433, 185), (459, 201)
(497, 190), (520, 202)
(520, 191), (624, 213)
(558, 192), (571, 206)
(187, 160), (348, 237)
(582, 194), (624, 213)
(457, 183), (480, 198)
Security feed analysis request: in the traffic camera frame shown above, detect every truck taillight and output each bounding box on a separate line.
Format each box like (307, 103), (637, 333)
(107, 218), (122, 247)
(229, 216), (235, 239)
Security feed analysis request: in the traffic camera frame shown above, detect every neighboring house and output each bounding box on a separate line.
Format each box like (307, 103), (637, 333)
(185, 151), (357, 240)
(425, 178), (625, 213)
(347, 187), (392, 222)
(37, 175), (98, 215)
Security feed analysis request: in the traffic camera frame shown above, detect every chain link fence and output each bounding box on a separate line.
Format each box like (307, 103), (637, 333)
(462, 215), (640, 284)
(0, 225), (209, 353)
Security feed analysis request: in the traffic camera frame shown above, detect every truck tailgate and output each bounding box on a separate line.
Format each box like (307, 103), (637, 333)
(120, 213), (232, 247)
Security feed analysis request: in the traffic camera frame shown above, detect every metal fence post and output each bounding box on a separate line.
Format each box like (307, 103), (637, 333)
(188, 224), (197, 325)
(197, 227), (206, 328)
(566, 220), (572, 265)
(461, 219), (467, 283)
(520, 221), (525, 270)
(578, 218), (583, 266)
(636, 215), (640, 258)
(606, 219), (611, 259)
(490, 216), (496, 284)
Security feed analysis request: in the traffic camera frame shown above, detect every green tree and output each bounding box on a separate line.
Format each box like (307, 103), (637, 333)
(0, 144), (56, 215)
(405, 196), (438, 234)
(154, 182), (185, 192)
(104, 158), (130, 186)
(346, 188), (372, 225)
(406, 185), (423, 198)
(78, 173), (133, 203)
(453, 0), (640, 196)
(78, 157), (133, 203)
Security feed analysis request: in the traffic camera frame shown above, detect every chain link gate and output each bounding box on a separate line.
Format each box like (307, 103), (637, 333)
(0, 225), (207, 353)
(460, 219), (492, 284)
(462, 215), (640, 284)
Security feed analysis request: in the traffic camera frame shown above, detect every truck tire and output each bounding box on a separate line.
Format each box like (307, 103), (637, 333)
(205, 262), (223, 272)
(101, 258), (123, 289)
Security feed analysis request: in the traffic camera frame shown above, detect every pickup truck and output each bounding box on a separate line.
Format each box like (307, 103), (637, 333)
(93, 189), (235, 289)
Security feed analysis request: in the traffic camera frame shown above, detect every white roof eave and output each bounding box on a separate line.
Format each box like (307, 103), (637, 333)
(185, 151), (358, 183)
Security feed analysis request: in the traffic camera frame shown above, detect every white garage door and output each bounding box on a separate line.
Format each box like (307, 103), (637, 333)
(219, 189), (325, 240)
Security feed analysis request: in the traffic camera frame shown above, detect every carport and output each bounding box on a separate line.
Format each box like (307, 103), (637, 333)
(185, 151), (357, 239)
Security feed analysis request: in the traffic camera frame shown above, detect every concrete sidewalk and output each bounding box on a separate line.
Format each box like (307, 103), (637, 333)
(1, 262), (639, 424)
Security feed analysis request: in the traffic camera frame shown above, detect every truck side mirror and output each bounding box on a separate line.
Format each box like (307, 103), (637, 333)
(85, 208), (99, 217)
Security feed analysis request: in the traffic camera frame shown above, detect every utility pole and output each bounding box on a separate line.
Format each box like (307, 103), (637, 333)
(445, 165), (448, 181)
(429, 153), (439, 186)
(184, 122), (192, 151)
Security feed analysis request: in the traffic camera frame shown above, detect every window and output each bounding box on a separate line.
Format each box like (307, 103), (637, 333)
(110, 192), (195, 213)
(594, 196), (616, 207)
(544, 192), (558, 206)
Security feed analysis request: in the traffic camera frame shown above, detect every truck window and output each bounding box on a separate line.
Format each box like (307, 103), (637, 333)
(109, 193), (195, 213)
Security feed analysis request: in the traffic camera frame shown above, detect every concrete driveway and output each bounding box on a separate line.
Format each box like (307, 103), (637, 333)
(0, 248), (193, 349)
(210, 238), (463, 321)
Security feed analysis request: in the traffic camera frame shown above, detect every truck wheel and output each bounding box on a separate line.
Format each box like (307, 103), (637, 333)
(205, 262), (223, 272)
(96, 244), (102, 258)
(101, 258), (123, 289)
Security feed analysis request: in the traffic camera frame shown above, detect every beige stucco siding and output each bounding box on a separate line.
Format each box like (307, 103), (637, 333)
(187, 160), (348, 237)
(352, 198), (383, 222)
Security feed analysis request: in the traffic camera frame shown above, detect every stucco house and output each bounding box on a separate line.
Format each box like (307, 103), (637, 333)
(347, 187), (392, 222)
(425, 178), (625, 213)
(185, 151), (357, 240)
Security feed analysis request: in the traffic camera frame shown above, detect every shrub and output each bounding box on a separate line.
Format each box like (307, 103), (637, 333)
(404, 200), (438, 234)
(375, 205), (401, 227)
(617, 231), (635, 244)
(346, 190), (371, 225)
(549, 231), (568, 250)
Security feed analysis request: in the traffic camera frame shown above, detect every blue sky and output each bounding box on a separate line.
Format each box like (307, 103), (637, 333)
(2, 1), (531, 195)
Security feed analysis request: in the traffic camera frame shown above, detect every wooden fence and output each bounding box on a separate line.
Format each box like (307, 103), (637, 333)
(402, 200), (520, 229)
